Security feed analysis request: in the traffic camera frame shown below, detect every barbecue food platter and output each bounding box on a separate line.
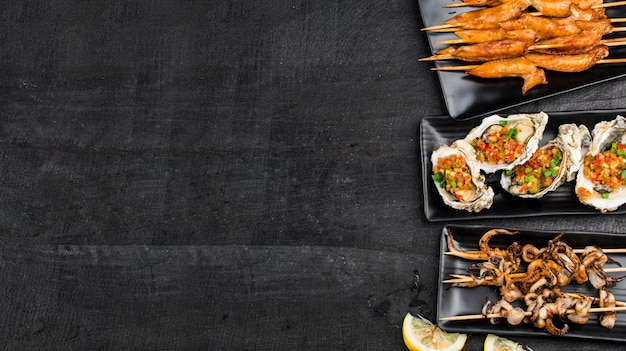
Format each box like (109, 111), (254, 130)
(416, 0), (626, 120)
(420, 109), (626, 221)
(437, 224), (626, 341)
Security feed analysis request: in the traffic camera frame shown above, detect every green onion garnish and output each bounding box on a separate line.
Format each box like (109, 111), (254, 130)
(504, 128), (517, 141)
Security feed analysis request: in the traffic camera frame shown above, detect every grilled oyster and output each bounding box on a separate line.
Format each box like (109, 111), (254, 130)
(431, 140), (495, 212)
(576, 115), (626, 212)
(464, 112), (549, 173)
(500, 123), (590, 198)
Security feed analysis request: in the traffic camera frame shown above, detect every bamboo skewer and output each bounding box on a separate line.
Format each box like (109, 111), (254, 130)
(440, 306), (626, 321)
(434, 26), (626, 45)
(430, 37), (626, 49)
(566, 292), (626, 306)
(430, 27), (466, 33)
(429, 58), (626, 70)
(422, 24), (456, 31)
(435, 38), (473, 45)
(442, 0), (626, 10)
(434, 36), (626, 46)
(443, 2), (485, 7)
(420, 55), (455, 61)
(442, 248), (626, 255)
(601, 36), (626, 45)
(592, 57), (626, 63)
(419, 39), (626, 62)
(442, 266), (626, 284)
(422, 1), (626, 31)
(428, 21), (626, 33)
(585, 0), (626, 8)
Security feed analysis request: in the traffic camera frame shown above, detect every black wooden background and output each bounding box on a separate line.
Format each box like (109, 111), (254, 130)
(0, 1), (625, 350)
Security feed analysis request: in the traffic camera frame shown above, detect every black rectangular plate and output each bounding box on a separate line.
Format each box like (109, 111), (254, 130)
(420, 109), (626, 221)
(438, 224), (626, 341)
(416, 0), (626, 120)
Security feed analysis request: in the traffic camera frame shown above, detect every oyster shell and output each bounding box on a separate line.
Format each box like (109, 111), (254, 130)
(464, 112), (549, 173)
(431, 139), (495, 212)
(575, 115), (626, 213)
(500, 123), (590, 198)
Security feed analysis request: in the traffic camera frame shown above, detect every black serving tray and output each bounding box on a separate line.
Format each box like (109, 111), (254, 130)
(438, 224), (626, 341)
(420, 109), (626, 221)
(416, 0), (626, 120)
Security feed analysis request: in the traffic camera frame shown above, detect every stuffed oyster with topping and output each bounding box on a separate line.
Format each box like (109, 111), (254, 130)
(576, 115), (626, 213)
(464, 112), (549, 173)
(431, 139), (495, 212)
(500, 123), (590, 198)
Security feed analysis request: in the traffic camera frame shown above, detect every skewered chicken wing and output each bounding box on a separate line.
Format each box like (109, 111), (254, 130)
(525, 44), (609, 71)
(530, 0), (602, 17)
(445, 0), (532, 29)
(466, 57), (548, 93)
(500, 13), (582, 40)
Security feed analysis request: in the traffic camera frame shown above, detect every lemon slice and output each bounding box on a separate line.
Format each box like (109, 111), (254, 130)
(484, 334), (531, 351)
(402, 312), (468, 351)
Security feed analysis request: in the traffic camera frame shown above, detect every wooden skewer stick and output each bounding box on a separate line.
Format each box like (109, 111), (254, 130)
(430, 27), (464, 33)
(528, 39), (626, 50)
(603, 37), (626, 42)
(442, 267), (626, 284)
(419, 54), (455, 61)
(421, 24), (456, 31)
(424, 0), (626, 31)
(440, 306), (626, 321)
(449, 273), (470, 279)
(602, 37), (626, 46)
(442, 0), (626, 10)
(564, 292), (626, 306)
(442, 248), (626, 255)
(435, 38), (473, 45)
(431, 64), (480, 70)
(428, 58), (626, 68)
(596, 0), (626, 8)
(443, 2), (482, 8)
(595, 57), (626, 63)
(435, 26), (626, 44)
(423, 51), (626, 64)
(430, 21), (626, 34)
(433, 36), (626, 48)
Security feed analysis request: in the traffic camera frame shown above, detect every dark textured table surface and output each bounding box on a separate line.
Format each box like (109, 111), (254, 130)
(2, 1), (626, 350)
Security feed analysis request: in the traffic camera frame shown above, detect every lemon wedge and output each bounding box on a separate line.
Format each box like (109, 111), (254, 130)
(484, 333), (531, 351)
(402, 312), (468, 351)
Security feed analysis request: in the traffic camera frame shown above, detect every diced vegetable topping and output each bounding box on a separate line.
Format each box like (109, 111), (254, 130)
(432, 154), (476, 202)
(471, 125), (525, 165)
(509, 145), (562, 195)
(583, 142), (626, 199)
